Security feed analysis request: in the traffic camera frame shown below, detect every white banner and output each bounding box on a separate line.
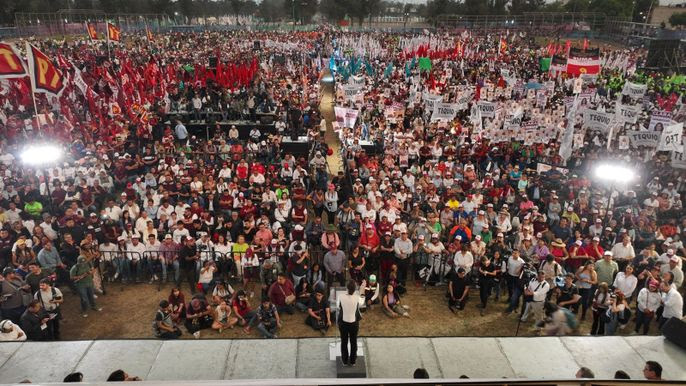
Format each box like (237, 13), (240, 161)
(583, 109), (612, 133)
(431, 102), (459, 122)
(648, 110), (672, 131)
(658, 122), (684, 152)
(626, 130), (660, 148)
(334, 106), (359, 128)
(349, 76), (365, 87)
(622, 81), (647, 99)
(614, 103), (639, 124)
(342, 85), (363, 101)
(423, 92), (442, 111)
(477, 101), (496, 118)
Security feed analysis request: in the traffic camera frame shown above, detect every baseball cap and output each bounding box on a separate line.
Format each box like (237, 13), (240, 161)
(164, 234), (172, 239)
(667, 249), (675, 255)
(369, 274), (377, 283)
(670, 255), (679, 263)
(497, 232), (504, 237)
(431, 233), (439, 239)
(604, 251), (613, 256)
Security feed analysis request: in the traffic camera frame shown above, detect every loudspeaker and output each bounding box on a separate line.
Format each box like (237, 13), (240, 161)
(645, 39), (683, 69)
(259, 115), (274, 125)
(662, 317), (686, 350)
(208, 57), (218, 68)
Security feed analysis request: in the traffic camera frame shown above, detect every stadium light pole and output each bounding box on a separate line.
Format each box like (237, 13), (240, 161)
(21, 144), (63, 219)
(593, 163), (636, 215)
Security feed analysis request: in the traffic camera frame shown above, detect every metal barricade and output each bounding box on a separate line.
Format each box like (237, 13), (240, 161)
(97, 250), (143, 289)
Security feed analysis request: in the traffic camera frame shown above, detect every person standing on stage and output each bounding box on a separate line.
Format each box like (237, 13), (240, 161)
(338, 280), (361, 366)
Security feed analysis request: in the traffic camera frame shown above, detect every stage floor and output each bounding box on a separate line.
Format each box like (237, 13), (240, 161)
(0, 336), (685, 383)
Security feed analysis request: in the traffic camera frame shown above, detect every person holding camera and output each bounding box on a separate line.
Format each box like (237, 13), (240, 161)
(153, 300), (182, 339)
(34, 278), (62, 340)
(520, 270), (550, 326)
(305, 289), (331, 334)
(604, 290), (629, 335)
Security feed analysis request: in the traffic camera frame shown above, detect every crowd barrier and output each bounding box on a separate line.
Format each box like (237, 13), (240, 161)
(89, 244), (451, 293)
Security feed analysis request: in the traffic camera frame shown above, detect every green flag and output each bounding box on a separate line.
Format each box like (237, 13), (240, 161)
(418, 57), (431, 72)
(540, 57), (551, 72)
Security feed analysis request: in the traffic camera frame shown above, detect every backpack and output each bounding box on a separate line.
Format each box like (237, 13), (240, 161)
(561, 307), (579, 330)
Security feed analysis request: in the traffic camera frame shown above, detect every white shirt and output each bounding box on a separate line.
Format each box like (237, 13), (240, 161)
(127, 241), (147, 260)
(662, 287), (684, 320)
(104, 205), (123, 221)
(0, 322), (26, 341)
(612, 272), (638, 298)
(507, 256), (524, 276)
(338, 292), (360, 323)
(527, 278), (550, 302)
(611, 242), (636, 260)
(453, 251), (474, 271)
(34, 286), (63, 312)
(637, 288), (661, 313)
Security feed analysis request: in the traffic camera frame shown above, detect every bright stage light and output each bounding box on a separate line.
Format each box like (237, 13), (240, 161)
(593, 163), (636, 184)
(21, 144), (63, 166)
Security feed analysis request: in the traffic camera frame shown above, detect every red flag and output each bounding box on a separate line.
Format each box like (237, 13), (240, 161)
(0, 43), (27, 79)
(107, 22), (121, 42)
(26, 43), (66, 96)
(583, 38), (589, 51)
(86, 22), (98, 41)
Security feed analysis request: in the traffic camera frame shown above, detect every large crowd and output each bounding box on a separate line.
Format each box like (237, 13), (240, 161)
(0, 27), (684, 347)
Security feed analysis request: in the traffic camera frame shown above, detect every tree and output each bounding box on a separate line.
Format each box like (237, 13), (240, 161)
(669, 12), (686, 27)
(320, 0), (347, 22)
(258, 0), (287, 21)
(284, 0), (318, 24)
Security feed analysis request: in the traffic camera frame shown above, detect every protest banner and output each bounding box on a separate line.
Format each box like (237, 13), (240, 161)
(334, 106), (359, 128)
(614, 103), (639, 124)
(431, 102), (459, 122)
(622, 81), (647, 99)
(658, 122), (684, 152)
(626, 130), (660, 148)
(648, 110), (672, 131)
(477, 100), (496, 118)
(583, 109), (612, 132)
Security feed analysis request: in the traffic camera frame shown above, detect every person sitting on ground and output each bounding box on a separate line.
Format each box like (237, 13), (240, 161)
(305, 289), (331, 334)
(382, 283), (410, 318)
(212, 300), (238, 333)
(361, 274), (380, 309)
(268, 273), (299, 314)
(254, 296), (281, 339)
(154, 300), (182, 339)
(232, 290), (256, 331)
(168, 287), (186, 324)
(184, 295), (213, 338)
(211, 281), (235, 305)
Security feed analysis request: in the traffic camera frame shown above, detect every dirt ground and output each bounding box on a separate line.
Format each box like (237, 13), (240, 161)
(57, 280), (654, 340)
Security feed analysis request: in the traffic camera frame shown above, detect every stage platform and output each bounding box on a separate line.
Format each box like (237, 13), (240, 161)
(0, 336), (684, 383)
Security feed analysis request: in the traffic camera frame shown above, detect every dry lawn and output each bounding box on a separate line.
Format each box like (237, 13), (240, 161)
(57, 281), (653, 340)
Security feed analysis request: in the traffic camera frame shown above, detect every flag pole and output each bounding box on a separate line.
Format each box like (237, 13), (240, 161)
(106, 22), (111, 60)
(25, 42), (43, 136)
